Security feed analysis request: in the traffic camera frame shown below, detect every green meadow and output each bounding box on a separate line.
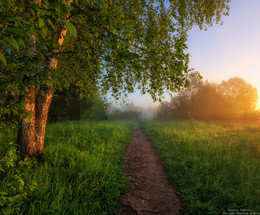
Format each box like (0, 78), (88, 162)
(0, 121), (136, 215)
(1, 119), (260, 215)
(143, 120), (260, 214)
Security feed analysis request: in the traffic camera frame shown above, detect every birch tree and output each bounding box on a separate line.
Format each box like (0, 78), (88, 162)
(0, 0), (231, 160)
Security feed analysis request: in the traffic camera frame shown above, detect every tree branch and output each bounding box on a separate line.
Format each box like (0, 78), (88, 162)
(61, 41), (78, 50)
(103, 27), (146, 52)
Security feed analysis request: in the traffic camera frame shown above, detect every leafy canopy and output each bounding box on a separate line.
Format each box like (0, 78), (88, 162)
(0, 0), (230, 124)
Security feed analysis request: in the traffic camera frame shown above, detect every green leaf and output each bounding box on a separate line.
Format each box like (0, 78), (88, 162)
(0, 192), (8, 196)
(0, 199), (6, 207)
(0, 52), (7, 65)
(6, 27), (28, 36)
(47, 19), (55, 29)
(5, 37), (19, 50)
(49, 2), (60, 9)
(40, 27), (48, 38)
(0, 39), (11, 49)
(38, 18), (44, 28)
(18, 38), (25, 48)
(65, 21), (77, 38)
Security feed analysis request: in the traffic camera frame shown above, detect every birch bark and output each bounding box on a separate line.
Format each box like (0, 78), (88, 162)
(18, 0), (73, 161)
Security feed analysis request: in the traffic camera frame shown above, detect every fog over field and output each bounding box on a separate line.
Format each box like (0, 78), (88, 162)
(109, 102), (157, 120)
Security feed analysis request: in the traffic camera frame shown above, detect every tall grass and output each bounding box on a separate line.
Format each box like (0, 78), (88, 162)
(143, 120), (260, 214)
(0, 121), (136, 215)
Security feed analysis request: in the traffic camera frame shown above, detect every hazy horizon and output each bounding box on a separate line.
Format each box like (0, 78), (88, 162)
(115, 0), (260, 110)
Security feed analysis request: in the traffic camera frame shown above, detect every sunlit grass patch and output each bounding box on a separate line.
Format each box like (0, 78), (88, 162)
(0, 120), (136, 215)
(143, 120), (260, 214)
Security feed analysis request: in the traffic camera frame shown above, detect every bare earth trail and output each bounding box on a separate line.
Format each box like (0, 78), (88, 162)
(120, 126), (182, 215)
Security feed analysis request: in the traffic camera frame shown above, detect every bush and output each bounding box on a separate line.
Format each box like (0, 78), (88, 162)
(0, 142), (37, 215)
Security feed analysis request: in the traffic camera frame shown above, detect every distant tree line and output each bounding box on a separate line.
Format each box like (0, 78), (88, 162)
(48, 91), (142, 122)
(108, 109), (141, 121)
(156, 77), (259, 123)
(48, 87), (108, 122)
(0, 87), (109, 124)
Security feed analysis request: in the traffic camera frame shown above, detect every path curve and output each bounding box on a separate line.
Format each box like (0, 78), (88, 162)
(120, 126), (182, 215)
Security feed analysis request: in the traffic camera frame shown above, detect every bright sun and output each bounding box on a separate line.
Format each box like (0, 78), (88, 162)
(256, 102), (260, 110)
(256, 87), (260, 110)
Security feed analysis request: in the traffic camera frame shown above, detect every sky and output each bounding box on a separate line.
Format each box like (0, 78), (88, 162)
(120, 0), (260, 109)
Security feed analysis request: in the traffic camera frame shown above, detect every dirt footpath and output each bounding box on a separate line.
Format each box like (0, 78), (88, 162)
(120, 126), (182, 215)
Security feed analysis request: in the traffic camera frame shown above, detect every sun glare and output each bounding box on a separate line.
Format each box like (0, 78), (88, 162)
(256, 101), (260, 110)
(256, 87), (260, 110)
